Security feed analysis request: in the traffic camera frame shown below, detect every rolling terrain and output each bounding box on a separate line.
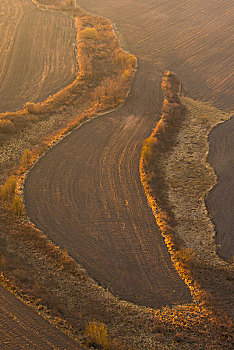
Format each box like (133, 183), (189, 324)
(0, 0), (77, 112)
(1, 0), (233, 347)
(25, 0), (233, 306)
(78, 0), (233, 109)
(25, 67), (191, 308)
(0, 1), (81, 348)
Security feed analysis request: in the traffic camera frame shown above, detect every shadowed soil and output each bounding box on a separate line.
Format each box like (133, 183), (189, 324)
(206, 117), (234, 260)
(0, 0), (76, 112)
(0, 284), (81, 349)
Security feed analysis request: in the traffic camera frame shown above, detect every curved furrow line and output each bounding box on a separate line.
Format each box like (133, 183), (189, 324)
(24, 66), (192, 308)
(0, 0), (76, 113)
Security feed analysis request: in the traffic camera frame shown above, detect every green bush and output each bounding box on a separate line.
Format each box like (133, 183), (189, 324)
(1, 176), (16, 201)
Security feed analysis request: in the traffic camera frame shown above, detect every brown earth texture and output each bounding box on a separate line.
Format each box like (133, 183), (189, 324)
(25, 0), (233, 308)
(0, 0), (77, 113)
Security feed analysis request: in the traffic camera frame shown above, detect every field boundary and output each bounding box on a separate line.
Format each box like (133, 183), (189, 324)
(140, 71), (233, 321)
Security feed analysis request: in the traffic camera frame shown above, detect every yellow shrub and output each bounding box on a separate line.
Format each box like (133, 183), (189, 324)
(20, 149), (32, 168)
(127, 54), (137, 68)
(80, 27), (98, 40)
(1, 176), (16, 201)
(12, 195), (24, 216)
(141, 136), (157, 167)
(85, 320), (110, 349)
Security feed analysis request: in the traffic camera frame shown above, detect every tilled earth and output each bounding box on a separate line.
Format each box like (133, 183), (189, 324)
(0, 0), (77, 113)
(25, 0), (233, 307)
(0, 284), (82, 349)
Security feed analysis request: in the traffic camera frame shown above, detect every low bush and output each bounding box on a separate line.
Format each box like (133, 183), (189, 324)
(141, 136), (157, 169)
(85, 320), (110, 349)
(80, 27), (98, 40)
(1, 176), (16, 202)
(20, 149), (33, 169)
(12, 195), (24, 216)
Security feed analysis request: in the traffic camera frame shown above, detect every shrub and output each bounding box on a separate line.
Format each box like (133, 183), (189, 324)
(126, 54), (137, 68)
(80, 27), (98, 40)
(20, 149), (33, 169)
(141, 136), (157, 168)
(1, 176), (16, 201)
(85, 320), (110, 349)
(174, 247), (195, 268)
(12, 195), (24, 216)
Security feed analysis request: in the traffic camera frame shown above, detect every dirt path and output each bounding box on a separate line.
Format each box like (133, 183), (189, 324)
(0, 0), (76, 112)
(0, 284), (82, 349)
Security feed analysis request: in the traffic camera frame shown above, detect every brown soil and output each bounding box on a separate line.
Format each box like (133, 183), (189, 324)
(76, 0), (234, 265)
(78, 0), (233, 109)
(0, 283), (82, 349)
(24, 0), (233, 310)
(1, 0), (233, 348)
(24, 68), (191, 308)
(206, 117), (234, 261)
(0, 0), (77, 113)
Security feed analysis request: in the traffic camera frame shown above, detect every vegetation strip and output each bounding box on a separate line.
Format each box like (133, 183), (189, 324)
(140, 70), (233, 345)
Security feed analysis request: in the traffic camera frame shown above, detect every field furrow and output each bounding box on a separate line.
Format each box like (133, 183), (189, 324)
(0, 0), (76, 112)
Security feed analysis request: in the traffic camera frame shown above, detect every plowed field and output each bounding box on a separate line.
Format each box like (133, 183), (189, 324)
(0, 0), (76, 112)
(25, 0), (234, 306)
(78, 0), (233, 109)
(0, 284), (81, 349)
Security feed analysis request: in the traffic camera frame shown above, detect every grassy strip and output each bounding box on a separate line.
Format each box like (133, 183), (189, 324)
(140, 71), (233, 338)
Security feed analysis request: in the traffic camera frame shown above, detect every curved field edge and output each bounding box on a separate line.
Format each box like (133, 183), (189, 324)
(0, 74), (233, 349)
(0, 0), (136, 171)
(0, 0), (77, 114)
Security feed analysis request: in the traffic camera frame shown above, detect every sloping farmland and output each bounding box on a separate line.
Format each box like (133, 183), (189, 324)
(0, 0), (77, 113)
